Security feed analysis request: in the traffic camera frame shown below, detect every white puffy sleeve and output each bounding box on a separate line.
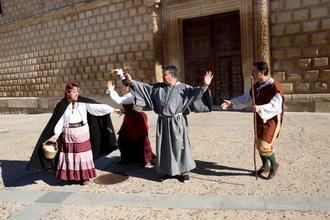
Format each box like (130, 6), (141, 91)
(86, 103), (114, 116)
(258, 93), (283, 123)
(107, 88), (134, 105)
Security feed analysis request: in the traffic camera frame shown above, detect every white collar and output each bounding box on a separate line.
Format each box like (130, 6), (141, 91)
(258, 77), (274, 89)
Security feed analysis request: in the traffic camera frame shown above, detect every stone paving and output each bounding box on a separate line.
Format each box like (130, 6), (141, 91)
(0, 111), (330, 219)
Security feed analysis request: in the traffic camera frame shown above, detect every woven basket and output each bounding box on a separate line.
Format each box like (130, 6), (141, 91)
(42, 141), (58, 159)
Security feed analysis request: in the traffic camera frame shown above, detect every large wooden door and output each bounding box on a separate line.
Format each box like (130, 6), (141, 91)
(183, 11), (244, 103)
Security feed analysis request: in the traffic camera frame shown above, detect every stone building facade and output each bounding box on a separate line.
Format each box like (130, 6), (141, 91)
(0, 0), (329, 113)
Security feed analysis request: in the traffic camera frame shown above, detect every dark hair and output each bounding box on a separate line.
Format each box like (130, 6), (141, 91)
(123, 103), (134, 112)
(163, 65), (178, 77)
(253, 61), (269, 75)
(64, 82), (80, 99)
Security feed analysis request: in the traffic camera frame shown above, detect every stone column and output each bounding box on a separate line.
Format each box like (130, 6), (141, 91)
(253, 0), (271, 69)
(144, 0), (163, 82)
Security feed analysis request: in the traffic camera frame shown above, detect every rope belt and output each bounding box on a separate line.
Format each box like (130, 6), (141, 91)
(159, 113), (183, 118)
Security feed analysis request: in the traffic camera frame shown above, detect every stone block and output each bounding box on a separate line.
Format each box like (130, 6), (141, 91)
(272, 60), (282, 71)
(319, 69), (330, 79)
(38, 98), (50, 109)
(287, 73), (302, 80)
(125, 18), (133, 26)
(303, 20), (320, 32)
(284, 101), (315, 112)
(134, 15), (143, 24)
(282, 83), (293, 93)
(298, 58), (312, 68)
(315, 102), (330, 112)
(277, 11), (292, 23)
(314, 57), (328, 67)
(283, 61), (297, 70)
(314, 82), (328, 92)
(129, 8), (137, 16)
(0, 100), (7, 107)
(311, 32), (328, 44)
(311, 6), (328, 18)
(8, 99), (38, 108)
(135, 34), (143, 41)
(272, 24), (285, 36)
(286, 0), (302, 9)
(303, 47), (319, 56)
(272, 72), (286, 81)
(286, 23), (301, 34)
(321, 18), (330, 30)
(272, 49), (286, 59)
(271, 0), (284, 12)
(293, 9), (309, 21)
(302, 0), (320, 6)
(134, 0), (143, 6)
(275, 36), (293, 47)
(286, 48), (301, 58)
(304, 70), (319, 79)
(296, 83), (310, 92)
(293, 34), (309, 45)
(319, 45), (330, 56)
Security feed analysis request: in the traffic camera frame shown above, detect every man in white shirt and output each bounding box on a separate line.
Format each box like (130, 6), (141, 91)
(221, 62), (284, 179)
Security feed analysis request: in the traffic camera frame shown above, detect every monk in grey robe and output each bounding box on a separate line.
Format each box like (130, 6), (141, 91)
(125, 65), (213, 182)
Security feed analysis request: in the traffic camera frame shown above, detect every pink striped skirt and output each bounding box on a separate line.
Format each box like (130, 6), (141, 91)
(56, 124), (96, 181)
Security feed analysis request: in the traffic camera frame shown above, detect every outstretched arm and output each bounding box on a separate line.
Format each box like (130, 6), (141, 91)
(221, 91), (252, 110)
(125, 73), (154, 109)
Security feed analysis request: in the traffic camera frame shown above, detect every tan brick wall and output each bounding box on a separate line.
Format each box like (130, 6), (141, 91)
(271, 0), (330, 94)
(0, 0), (88, 25)
(0, 0), (156, 98)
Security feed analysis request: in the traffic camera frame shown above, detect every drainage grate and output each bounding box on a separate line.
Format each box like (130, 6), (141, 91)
(94, 173), (129, 185)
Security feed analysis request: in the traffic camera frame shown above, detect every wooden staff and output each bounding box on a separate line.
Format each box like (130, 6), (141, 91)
(250, 76), (258, 180)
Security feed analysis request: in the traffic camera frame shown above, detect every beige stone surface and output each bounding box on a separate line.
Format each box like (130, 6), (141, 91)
(0, 111), (330, 218)
(0, 202), (29, 219)
(0, 111), (330, 197)
(42, 205), (330, 220)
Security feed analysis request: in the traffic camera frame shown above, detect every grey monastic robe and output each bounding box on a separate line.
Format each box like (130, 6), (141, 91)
(131, 80), (208, 176)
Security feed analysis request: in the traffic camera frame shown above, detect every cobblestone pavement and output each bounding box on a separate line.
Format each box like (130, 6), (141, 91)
(0, 111), (329, 219)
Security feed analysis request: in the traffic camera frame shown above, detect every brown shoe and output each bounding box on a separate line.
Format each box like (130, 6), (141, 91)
(257, 166), (270, 175)
(268, 163), (280, 179)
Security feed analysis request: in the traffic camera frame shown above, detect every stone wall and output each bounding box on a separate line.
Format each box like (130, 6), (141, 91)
(270, 0), (330, 96)
(0, 0), (156, 108)
(0, 0), (88, 26)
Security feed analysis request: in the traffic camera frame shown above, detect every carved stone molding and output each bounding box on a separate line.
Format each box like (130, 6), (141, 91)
(253, 0), (271, 69)
(163, 0), (254, 90)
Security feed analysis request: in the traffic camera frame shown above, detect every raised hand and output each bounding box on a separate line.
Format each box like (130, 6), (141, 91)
(125, 72), (132, 82)
(107, 81), (114, 90)
(203, 71), (214, 87)
(220, 100), (232, 110)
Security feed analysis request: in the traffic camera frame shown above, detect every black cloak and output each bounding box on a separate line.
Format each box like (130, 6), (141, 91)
(26, 96), (118, 171)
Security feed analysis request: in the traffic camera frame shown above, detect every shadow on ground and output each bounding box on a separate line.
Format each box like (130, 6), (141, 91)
(0, 160), (60, 187)
(1, 158), (265, 187)
(192, 160), (256, 177)
(98, 156), (161, 182)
